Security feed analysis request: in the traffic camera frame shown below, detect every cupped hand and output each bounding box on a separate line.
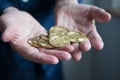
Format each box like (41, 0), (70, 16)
(55, 3), (111, 60)
(0, 7), (72, 64)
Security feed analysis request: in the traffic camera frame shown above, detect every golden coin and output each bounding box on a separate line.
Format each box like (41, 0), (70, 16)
(28, 26), (87, 48)
(49, 26), (69, 36)
(49, 36), (70, 47)
(49, 26), (70, 48)
(38, 38), (54, 48)
(67, 31), (87, 43)
(50, 26), (69, 33)
(28, 36), (40, 47)
(40, 33), (49, 41)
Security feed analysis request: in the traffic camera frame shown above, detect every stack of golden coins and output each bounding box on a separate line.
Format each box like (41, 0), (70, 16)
(28, 26), (87, 48)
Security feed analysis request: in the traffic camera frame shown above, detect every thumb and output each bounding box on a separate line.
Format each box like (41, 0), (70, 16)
(2, 27), (14, 42)
(90, 6), (111, 22)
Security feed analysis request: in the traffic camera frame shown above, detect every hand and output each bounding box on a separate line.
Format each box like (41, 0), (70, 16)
(55, 3), (111, 60)
(0, 7), (72, 64)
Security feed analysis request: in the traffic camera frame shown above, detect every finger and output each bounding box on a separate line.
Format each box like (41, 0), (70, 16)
(87, 28), (104, 50)
(72, 43), (82, 61)
(27, 51), (59, 64)
(17, 49), (59, 64)
(38, 48), (72, 60)
(11, 42), (59, 64)
(80, 39), (91, 52)
(90, 6), (111, 22)
(18, 47), (59, 64)
(58, 45), (75, 53)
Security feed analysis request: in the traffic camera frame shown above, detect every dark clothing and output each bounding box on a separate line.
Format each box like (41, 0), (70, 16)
(0, 0), (82, 80)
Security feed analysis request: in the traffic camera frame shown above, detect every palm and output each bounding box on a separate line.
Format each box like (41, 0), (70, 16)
(0, 10), (72, 64)
(55, 4), (111, 50)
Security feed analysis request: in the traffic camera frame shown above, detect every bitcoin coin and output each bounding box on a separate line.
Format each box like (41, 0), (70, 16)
(49, 36), (70, 47)
(40, 33), (49, 41)
(38, 38), (54, 48)
(28, 26), (88, 48)
(28, 36), (40, 47)
(50, 26), (69, 33)
(49, 26), (70, 47)
(67, 31), (87, 43)
(49, 26), (69, 36)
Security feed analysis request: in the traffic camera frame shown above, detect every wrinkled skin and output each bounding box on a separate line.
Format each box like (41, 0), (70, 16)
(0, 9), (72, 64)
(0, 3), (111, 64)
(55, 3), (111, 60)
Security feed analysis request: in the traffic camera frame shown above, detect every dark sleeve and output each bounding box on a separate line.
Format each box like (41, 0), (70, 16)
(0, 0), (11, 15)
(78, 0), (83, 3)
